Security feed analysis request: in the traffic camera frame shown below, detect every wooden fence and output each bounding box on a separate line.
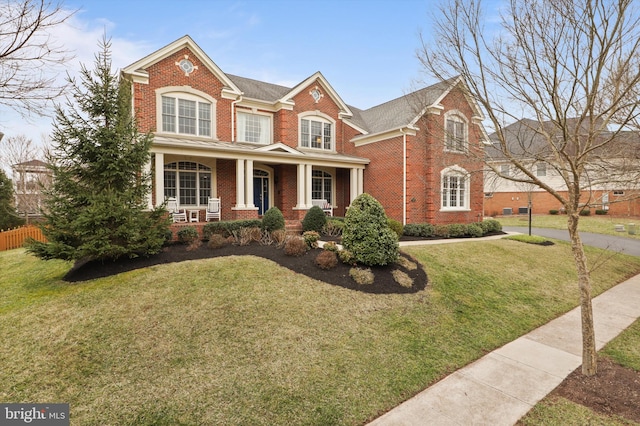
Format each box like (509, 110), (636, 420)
(0, 225), (46, 252)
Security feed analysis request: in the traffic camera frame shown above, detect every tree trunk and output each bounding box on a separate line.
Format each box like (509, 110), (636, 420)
(567, 213), (597, 376)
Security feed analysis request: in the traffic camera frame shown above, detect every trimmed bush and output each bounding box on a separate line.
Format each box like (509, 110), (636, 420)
(595, 209), (608, 215)
(322, 241), (339, 252)
(447, 223), (466, 238)
(284, 236), (307, 256)
(342, 193), (399, 266)
(465, 223), (484, 238)
(261, 207), (285, 232)
(434, 224), (450, 238)
(203, 219), (262, 239)
(549, 209), (559, 215)
(580, 209), (591, 216)
(177, 226), (199, 244)
(482, 219), (502, 233)
(303, 231), (320, 248)
(387, 218), (404, 238)
(338, 249), (356, 265)
(302, 206), (327, 232)
(315, 250), (338, 270)
(403, 223), (434, 238)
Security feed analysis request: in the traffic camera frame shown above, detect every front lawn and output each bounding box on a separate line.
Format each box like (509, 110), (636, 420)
(497, 214), (640, 239)
(2, 239), (640, 425)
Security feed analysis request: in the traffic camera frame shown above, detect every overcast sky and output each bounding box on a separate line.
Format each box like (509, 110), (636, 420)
(0, 0), (499, 147)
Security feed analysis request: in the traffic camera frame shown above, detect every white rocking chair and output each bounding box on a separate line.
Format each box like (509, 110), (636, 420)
(205, 197), (221, 222)
(166, 197), (187, 223)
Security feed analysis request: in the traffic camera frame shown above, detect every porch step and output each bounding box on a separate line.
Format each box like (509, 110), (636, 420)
(285, 220), (303, 235)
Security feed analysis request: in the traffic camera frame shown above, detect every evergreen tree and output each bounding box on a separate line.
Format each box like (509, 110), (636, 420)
(27, 37), (169, 262)
(0, 169), (25, 230)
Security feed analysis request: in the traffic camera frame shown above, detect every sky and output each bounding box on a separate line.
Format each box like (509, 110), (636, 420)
(1, 0), (447, 147)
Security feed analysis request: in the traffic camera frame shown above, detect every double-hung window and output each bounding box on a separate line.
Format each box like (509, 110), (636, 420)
(164, 162), (212, 207)
(441, 166), (470, 210)
(160, 92), (214, 137)
(300, 117), (333, 150)
(444, 112), (467, 152)
(237, 111), (271, 144)
(311, 170), (333, 204)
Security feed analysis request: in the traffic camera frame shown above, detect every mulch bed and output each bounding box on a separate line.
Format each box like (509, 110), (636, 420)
(64, 242), (428, 294)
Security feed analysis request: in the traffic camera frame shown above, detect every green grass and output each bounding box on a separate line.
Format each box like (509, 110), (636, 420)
(498, 214), (640, 239)
(2, 241), (640, 425)
(504, 234), (553, 245)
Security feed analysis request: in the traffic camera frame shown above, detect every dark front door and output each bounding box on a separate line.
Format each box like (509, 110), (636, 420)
(253, 170), (269, 215)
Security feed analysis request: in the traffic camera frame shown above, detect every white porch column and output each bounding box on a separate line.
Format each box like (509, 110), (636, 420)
(296, 163), (306, 208)
(154, 152), (164, 208)
(145, 157), (153, 209)
(304, 164), (313, 208)
(245, 159), (254, 208)
(350, 168), (358, 204)
(357, 168), (364, 196)
(236, 159), (246, 208)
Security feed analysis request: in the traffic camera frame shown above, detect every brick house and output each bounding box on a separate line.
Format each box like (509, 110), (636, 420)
(484, 118), (640, 217)
(122, 35), (487, 225)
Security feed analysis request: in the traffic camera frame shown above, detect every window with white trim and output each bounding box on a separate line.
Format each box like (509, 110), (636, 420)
(536, 163), (547, 177)
(159, 91), (214, 138)
(445, 112), (468, 152)
(237, 111), (271, 144)
(500, 164), (511, 177)
(164, 162), (212, 206)
(441, 166), (470, 210)
(311, 170), (332, 204)
(300, 117), (333, 150)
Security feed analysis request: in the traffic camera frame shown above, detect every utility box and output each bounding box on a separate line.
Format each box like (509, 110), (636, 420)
(503, 207), (512, 216)
(629, 224), (636, 235)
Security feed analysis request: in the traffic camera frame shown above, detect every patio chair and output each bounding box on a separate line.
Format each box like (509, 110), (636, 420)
(311, 199), (333, 216)
(205, 197), (221, 222)
(166, 197), (187, 223)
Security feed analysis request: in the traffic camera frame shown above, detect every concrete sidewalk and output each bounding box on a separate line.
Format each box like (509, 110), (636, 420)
(367, 269), (640, 425)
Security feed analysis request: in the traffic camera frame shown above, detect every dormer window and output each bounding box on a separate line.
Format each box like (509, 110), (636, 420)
(299, 113), (334, 151)
(156, 87), (217, 139)
(444, 111), (468, 153)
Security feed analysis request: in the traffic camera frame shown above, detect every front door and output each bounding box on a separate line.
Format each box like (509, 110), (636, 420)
(253, 169), (269, 215)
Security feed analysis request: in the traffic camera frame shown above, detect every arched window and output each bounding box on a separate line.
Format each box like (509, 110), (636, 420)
(156, 87), (216, 138)
(312, 170), (333, 204)
(164, 162), (212, 206)
(444, 110), (468, 153)
(299, 113), (335, 151)
(441, 165), (470, 210)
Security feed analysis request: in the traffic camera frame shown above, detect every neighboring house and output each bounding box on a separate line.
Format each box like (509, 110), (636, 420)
(122, 35), (487, 225)
(484, 118), (640, 216)
(11, 159), (51, 219)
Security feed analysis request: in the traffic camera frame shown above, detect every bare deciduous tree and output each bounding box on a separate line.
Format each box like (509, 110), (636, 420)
(0, 0), (74, 117)
(419, 0), (640, 375)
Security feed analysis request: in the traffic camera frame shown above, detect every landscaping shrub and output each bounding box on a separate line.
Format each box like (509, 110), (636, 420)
(549, 209), (559, 215)
(447, 223), (466, 238)
(203, 220), (262, 239)
(403, 223), (434, 238)
(322, 219), (344, 237)
(465, 223), (484, 238)
(337, 249), (356, 265)
(207, 234), (227, 249)
(595, 209), (608, 215)
(342, 193), (399, 266)
(349, 267), (375, 285)
(186, 239), (202, 251)
(580, 209), (591, 216)
(315, 250), (338, 270)
(322, 241), (338, 252)
(387, 218), (404, 238)
(303, 231), (320, 248)
(284, 236), (307, 256)
(163, 229), (174, 245)
(262, 207), (285, 232)
(434, 224), (450, 238)
(395, 255), (417, 271)
(302, 206), (327, 232)
(482, 219), (502, 233)
(392, 270), (413, 288)
(230, 227), (256, 246)
(177, 226), (199, 244)
(271, 229), (287, 248)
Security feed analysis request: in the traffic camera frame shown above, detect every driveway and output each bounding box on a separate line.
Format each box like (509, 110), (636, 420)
(503, 227), (640, 257)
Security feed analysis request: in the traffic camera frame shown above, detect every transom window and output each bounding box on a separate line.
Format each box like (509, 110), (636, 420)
(161, 95), (212, 137)
(441, 166), (470, 210)
(237, 111), (271, 144)
(312, 170), (332, 204)
(164, 161), (212, 206)
(445, 112), (468, 152)
(300, 117), (333, 150)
